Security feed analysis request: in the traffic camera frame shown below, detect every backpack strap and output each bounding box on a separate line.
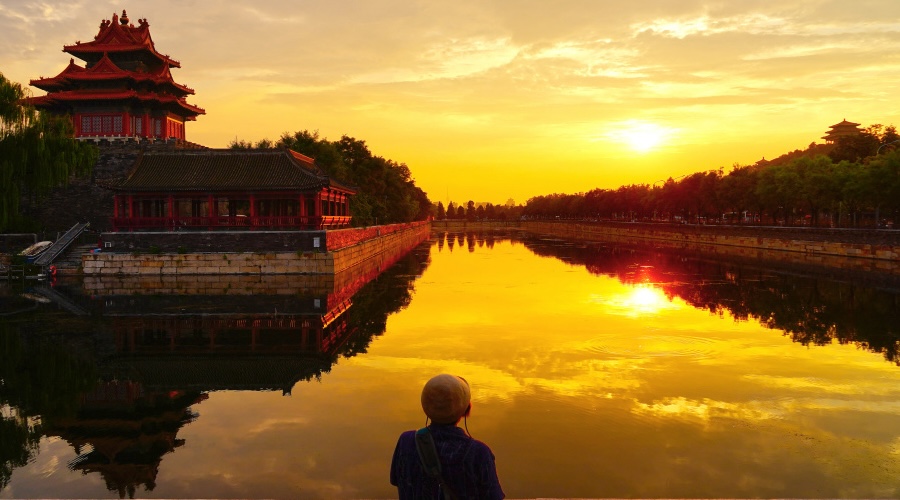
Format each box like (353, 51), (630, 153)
(414, 427), (460, 500)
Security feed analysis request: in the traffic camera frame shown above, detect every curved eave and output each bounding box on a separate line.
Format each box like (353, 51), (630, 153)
(30, 59), (86, 91)
(112, 185), (330, 193)
(35, 90), (205, 117)
(64, 44), (181, 68)
(327, 179), (358, 196)
(32, 74), (195, 96)
(22, 95), (54, 108)
(30, 78), (66, 92)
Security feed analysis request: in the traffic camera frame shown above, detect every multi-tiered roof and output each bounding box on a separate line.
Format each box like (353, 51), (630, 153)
(822, 119), (862, 144)
(28, 10), (204, 141)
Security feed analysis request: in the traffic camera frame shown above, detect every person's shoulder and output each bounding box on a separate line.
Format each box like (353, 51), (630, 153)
(396, 429), (417, 445)
(469, 437), (497, 456)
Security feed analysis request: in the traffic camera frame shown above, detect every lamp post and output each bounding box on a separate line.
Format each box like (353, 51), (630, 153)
(876, 139), (900, 155)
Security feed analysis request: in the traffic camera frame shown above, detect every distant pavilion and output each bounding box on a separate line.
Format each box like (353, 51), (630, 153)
(822, 119), (862, 144)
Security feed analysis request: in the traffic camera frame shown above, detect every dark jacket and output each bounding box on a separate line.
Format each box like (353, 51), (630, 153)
(390, 424), (504, 499)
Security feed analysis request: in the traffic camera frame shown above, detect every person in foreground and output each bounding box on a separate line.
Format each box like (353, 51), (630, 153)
(390, 374), (504, 499)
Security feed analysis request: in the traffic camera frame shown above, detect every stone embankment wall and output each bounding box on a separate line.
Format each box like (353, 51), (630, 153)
(83, 250), (333, 276)
(331, 221), (430, 273)
(82, 221), (430, 276)
(100, 230), (326, 254)
(82, 273), (336, 296)
(523, 221), (900, 267)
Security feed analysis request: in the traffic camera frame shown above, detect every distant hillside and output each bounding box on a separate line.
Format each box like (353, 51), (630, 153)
(754, 142), (835, 168)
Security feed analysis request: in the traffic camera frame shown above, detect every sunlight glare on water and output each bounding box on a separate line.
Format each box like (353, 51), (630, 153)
(2, 232), (899, 499)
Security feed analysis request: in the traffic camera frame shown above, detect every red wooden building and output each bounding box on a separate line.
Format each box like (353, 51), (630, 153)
(27, 10), (204, 141)
(111, 149), (355, 231)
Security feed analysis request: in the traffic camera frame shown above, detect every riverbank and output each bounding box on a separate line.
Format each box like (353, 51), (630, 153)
(5, 219), (899, 277)
(433, 219), (900, 261)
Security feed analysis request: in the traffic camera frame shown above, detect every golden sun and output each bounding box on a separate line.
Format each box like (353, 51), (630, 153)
(611, 121), (673, 154)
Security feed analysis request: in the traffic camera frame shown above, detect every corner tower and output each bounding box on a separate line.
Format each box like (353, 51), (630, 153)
(27, 10), (204, 141)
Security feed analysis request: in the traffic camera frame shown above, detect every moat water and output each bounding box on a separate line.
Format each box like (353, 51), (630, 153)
(2, 230), (899, 499)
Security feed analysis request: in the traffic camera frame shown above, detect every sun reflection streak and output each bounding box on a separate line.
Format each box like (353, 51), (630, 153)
(590, 284), (678, 317)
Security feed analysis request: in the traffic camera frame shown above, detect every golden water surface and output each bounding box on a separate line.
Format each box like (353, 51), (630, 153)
(2, 232), (899, 499)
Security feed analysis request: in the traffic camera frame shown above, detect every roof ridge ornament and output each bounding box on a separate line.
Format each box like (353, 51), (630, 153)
(120, 10), (129, 26)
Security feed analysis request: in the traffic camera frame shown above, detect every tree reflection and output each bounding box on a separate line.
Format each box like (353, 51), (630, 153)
(417, 230), (898, 363)
(0, 241), (432, 496)
(0, 318), (99, 489)
(521, 235), (900, 364)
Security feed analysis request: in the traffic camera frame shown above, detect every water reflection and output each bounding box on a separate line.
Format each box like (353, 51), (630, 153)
(0, 243), (431, 498)
(516, 233), (900, 364)
(2, 231), (899, 498)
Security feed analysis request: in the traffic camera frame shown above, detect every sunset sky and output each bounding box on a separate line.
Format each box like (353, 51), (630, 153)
(2, 1), (899, 204)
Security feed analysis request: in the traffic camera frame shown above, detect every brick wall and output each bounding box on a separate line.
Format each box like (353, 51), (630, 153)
(331, 222), (430, 274)
(326, 221), (430, 250)
(100, 230), (326, 253)
(83, 251), (333, 276)
(82, 223), (431, 276)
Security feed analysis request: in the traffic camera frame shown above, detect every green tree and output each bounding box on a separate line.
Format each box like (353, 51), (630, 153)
(0, 73), (97, 231)
(466, 200), (476, 221)
(755, 164), (800, 225)
(232, 130), (432, 226)
(717, 165), (759, 224)
(792, 156), (839, 226)
(829, 126), (881, 163)
(867, 150), (900, 225)
(485, 203), (496, 220)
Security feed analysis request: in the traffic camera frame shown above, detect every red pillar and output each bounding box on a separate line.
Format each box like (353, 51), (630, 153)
(168, 195), (175, 231)
(299, 194), (307, 228)
(122, 111), (131, 136)
(208, 194), (216, 229)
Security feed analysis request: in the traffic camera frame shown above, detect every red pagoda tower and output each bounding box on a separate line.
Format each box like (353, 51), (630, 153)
(27, 10), (204, 141)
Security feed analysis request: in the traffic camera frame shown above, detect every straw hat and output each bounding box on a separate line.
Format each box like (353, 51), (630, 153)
(421, 374), (471, 424)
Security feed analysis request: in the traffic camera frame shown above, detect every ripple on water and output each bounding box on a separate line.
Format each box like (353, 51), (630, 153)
(518, 383), (649, 430)
(577, 333), (720, 360)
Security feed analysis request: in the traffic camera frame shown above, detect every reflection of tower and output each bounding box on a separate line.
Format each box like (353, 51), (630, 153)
(43, 384), (205, 499)
(11, 237), (432, 497)
(99, 276), (357, 394)
(83, 245), (430, 393)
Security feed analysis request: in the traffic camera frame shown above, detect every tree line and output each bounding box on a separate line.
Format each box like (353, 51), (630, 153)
(230, 131), (431, 226)
(1, 73), (97, 232)
(433, 200), (523, 221)
(524, 124), (900, 228)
